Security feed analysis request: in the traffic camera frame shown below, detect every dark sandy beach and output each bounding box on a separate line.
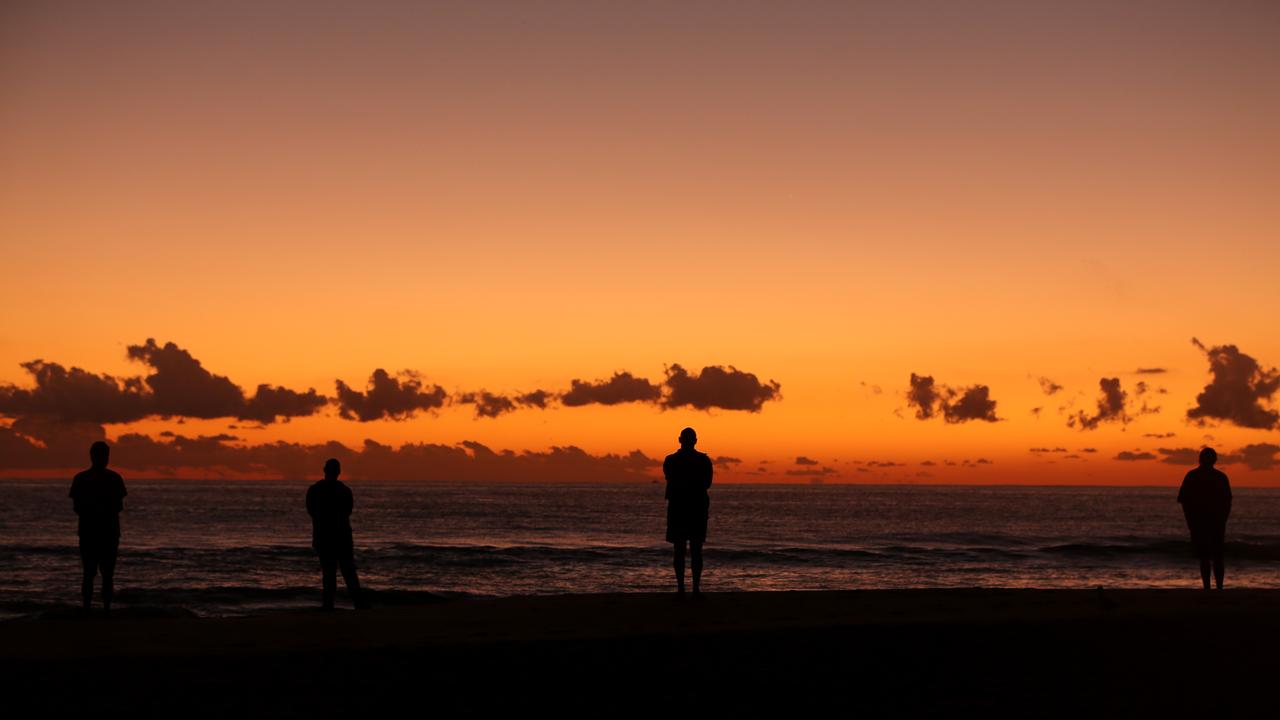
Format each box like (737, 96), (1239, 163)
(4, 589), (1276, 716)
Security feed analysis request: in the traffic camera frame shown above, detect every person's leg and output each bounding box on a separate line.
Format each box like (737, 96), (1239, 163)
(338, 551), (365, 608)
(79, 538), (95, 612)
(100, 538), (118, 614)
(673, 541), (686, 594)
(319, 551), (338, 609)
(690, 541), (703, 594)
(1212, 525), (1226, 590)
(1190, 527), (1211, 589)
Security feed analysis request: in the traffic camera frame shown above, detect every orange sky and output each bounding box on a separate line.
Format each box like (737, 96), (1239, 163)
(2, 1), (1278, 483)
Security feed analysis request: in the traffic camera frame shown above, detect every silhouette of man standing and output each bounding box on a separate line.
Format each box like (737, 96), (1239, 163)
(70, 441), (127, 616)
(306, 459), (367, 610)
(664, 427), (713, 596)
(1178, 447), (1232, 590)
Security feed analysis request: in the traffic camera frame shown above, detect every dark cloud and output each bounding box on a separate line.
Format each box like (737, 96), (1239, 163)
(714, 456), (742, 466)
(240, 385), (328, 424)
(1157, 447), (1201, 465)
(786, 465), (836, 477)
(905, 373), (999, 424)
(560, 372), (662, 407)
(334, 369), (447, 422)
(1069, 378), (1126, 430)
(455, 391), (517, 418)
(867, 460), (903, 468)
(907, 374), (942, 420)
(1187, 339), (1280, 430)
(1029, 447), (1068, 454)
(1115, 450), (1156, 461)
(0, 426), (660, 482)
(0, 361), (148, 424)
(1068, 378), (1157, 430)
(1238, 443), (1280, 471)
(944, 386), (999, 423)
(125, 339), (245, 418)
(455, 389), (554, 419)
(3, 343), (785, 426)
(920, 460), (937, 466)
(795, 456), (819, 466)
(662, 364), (781, 412)
(1157, 445), (1266, 467)
(0, 340), (326, 425)
(1081, 448), (1098, 453)
(1143, 432), (1176, 439)
(1030, 407), (1043, 418)
(1038, 377), (1064, 395)
(1135, 368), (1168, 374)
(516, 390), (552, 409)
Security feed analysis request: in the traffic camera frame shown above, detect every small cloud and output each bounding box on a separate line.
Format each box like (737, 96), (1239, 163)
(1115, 450), (1156, 461)
(1135, 368), (1168, 374)
(663, 364), (781, 412)
(795, 456), (820, 466)
(905, 373), (1000, 424)
(334, 369), (447, 422)
(1038, 377), (1064, 395)
(1237, 443), (1280, 471)
(1068, 378), (1157, 430)
(786, 465), (836, 477)
(561, 372), (661, 407)
(1157, 447), (1200, 465)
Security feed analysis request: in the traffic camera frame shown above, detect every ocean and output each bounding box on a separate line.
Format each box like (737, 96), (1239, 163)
(3, 480), (1279, 618)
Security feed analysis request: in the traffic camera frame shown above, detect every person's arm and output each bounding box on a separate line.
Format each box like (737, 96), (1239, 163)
(1224, 475), (1233, 518)
(662, 457), (671, 500)
(343, 487), (353, 517)
(114, 475), (126, 514)
(305, 486), (317, 518)
(69, 477), (81, 515)
(703, 456), (713, 490)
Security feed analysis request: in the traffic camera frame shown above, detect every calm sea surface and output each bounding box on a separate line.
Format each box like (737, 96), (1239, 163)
(3, 480), (1279, 618)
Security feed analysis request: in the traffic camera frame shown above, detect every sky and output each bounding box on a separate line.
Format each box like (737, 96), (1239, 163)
(2, 1), (1278, 483)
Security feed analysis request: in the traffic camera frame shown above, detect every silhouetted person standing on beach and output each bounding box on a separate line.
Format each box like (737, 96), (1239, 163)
(1178, 447), (1232, 590)
(70, 441), (127, 616)
(306, 459), (367, 610)
(664, 427), (713, 596)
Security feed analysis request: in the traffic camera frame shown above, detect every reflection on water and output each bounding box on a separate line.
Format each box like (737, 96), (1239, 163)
(3, 480), (1279, 616)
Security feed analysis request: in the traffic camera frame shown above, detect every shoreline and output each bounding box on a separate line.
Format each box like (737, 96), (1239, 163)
(6, 589), (1279, 714)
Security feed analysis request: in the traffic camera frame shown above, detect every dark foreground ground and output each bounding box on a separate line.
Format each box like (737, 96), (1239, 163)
(3, 589), (1276, 716)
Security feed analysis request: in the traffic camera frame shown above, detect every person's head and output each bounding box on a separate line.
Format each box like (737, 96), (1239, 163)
(324, 458), (341, 480)
(679, 427), (697, 449)
(89, 441), (110, 468)
(1199, 447), (1217, 468)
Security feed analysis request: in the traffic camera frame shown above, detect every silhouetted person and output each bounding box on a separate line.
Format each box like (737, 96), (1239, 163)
(306, 459), (367, 610)
(70, 441), (127, 616)
(664, 427), (713, 596)
(1178, 447), (1232, 590)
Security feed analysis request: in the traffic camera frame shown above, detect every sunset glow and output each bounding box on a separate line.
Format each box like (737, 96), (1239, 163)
(3, 1), (1278, 483)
